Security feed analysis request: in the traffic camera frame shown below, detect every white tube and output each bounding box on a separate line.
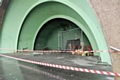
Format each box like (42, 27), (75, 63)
(110, 46), (120, 52)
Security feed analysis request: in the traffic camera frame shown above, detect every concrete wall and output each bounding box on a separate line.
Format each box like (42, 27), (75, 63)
(88, 1), (120, 78)
(88, 0), (120, 49)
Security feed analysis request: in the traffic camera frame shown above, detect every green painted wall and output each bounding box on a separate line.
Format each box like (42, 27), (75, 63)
(0, 0), (111, 64)
(18, 2), (88, 50)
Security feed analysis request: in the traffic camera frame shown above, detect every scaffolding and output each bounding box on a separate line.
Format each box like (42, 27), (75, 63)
(58, 28), (83, 50)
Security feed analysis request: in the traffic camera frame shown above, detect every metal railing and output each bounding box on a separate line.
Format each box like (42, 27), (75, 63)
(110, 46), (120, 54)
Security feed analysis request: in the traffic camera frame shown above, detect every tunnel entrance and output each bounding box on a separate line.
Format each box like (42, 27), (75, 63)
(34, 18), (92, 52)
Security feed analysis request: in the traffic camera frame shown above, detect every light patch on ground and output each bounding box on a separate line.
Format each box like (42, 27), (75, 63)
(56, 57), (64, 59)
(106, 77), (114, 80)
(70, 58), (94, 66)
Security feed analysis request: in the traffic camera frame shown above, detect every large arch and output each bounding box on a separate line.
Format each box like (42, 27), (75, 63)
(0, 0), (111, 64)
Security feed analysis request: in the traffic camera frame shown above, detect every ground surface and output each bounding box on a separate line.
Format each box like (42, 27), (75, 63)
(0, 52), (114, 80)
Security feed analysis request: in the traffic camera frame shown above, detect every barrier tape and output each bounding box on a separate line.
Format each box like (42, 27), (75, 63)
(0, 54), (120, 77)
(20, 64), (66, 80)
(0, 48), (115, 53)
(3, 60), (66, 80)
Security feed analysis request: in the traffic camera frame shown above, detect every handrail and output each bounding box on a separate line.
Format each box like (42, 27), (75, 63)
(110, 46), (120, 52)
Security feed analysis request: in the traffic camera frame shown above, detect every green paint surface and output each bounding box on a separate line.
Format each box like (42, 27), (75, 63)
(1, 57), (24, 80)
(0, 0), (111, 64)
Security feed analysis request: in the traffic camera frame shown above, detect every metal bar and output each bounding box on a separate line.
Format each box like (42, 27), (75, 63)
(110, 46), (120, 52)
(60, 28), (79, 33)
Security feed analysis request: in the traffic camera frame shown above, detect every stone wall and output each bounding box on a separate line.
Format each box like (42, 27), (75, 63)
(88, 0), (120, 49)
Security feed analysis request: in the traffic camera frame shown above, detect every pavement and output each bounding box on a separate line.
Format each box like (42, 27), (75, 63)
(0, 52), (114, 80)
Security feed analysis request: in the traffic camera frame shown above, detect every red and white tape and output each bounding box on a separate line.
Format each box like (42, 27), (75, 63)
(0, 54), (120, 77)
(0, 48), (115, 53)
(21, 65), (66, 80)
(4, 60), (66, 80)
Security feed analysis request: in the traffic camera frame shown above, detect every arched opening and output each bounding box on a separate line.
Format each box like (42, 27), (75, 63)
(34, 18), (92, 52)
(16, 1), (110, 63)
(17, 2), (95, 53)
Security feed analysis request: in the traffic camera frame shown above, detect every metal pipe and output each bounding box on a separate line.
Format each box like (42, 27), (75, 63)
(110, 46), (120, 52)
